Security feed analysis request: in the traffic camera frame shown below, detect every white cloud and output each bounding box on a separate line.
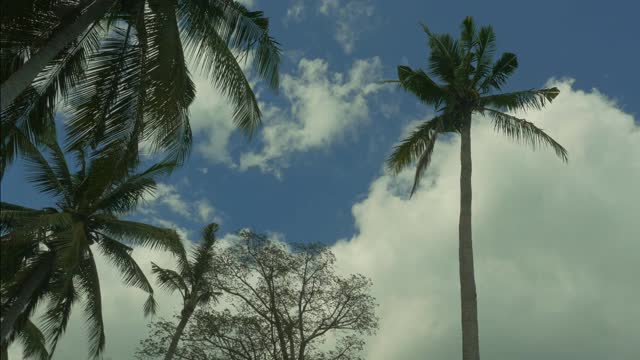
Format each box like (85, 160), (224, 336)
(319, 0), (375, 54)
(141, 183), (220, 224)
(330, 79), (640, 359)
(239, 57), (385, 176)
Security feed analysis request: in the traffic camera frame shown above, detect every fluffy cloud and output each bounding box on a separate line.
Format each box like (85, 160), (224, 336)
(141, 182), (221, 224)
(239, 57), (385, 176)
(331, 79), (640, 359)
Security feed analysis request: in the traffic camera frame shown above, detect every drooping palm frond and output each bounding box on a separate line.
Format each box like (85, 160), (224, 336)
(75, 248), (105, 359)
(16, 319), (49, 360)
(410, 130), (440, 197)
(40, 271), (77, 357)
(150, 262), (189, 298)
(386, 116), (445, 175)
(96, 233), (157, 315)
(483, 108), (568, 162)
(97, 217), (183, 254)
(480, 87), (560, 112)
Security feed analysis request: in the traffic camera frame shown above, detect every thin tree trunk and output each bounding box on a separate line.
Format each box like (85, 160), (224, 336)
(0, 343), (8, 360)
(0, 0), (114, 111)
(163, 304), (195, 360)
(459, 114), (480, 360)
(0, 259), (51, 342)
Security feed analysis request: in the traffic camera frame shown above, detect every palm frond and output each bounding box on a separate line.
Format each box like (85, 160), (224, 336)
(395, 66), (445, 107)
(483, 108), (568, 162)
(96, 218), (183, 254)
(75, 248), (105, 358)
(421, 23), (462, 83)
(480, 87), (559, 112)
(16, 319), (49, 360)
(40, 271), (77, 357)
(91, 161), (175, 214)
(180, 0), (281, 89)
(410, 131), (439, 197)
(478, 52), (517, 93)
(180, 6), (261, 137)
(386, 116), (444, 175)
(150, 262), (188, 299)
(189, 223), (218, 286)
(96, 233), (157, 316)
(21, 142), (65, 197)
(471, 26), (497, 87)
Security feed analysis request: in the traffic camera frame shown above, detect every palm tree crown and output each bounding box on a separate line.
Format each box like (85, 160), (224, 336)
(1, 0), (281, 172)
(0, 139), (186, 359)
(387, 17), (567, 194)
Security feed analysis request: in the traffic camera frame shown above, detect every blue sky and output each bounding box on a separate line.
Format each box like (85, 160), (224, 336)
(3, 0), (638, 244)
(3, 1), (640, 359)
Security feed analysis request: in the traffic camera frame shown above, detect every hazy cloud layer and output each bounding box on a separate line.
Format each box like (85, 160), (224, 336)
(240, 57), (385, 176)
(331, 79), (640, 359)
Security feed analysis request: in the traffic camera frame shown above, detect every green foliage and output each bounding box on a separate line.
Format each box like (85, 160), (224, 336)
(1, 0), (281, 172)
(0, 140), (186, 359)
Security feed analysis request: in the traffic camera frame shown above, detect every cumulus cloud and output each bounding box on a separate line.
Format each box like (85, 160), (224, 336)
(331, 79), (640, 359)
(239, 56), (385, 176)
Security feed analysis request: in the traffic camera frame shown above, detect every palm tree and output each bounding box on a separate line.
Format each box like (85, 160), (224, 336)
(0, 319), (48, 360)
(150, 222), (220, 360)
(0, 136), (186, 359)
(1, 0), (280, 170)
(386, 17), (567, 360)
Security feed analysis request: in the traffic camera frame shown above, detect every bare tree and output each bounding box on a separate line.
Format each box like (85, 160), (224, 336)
(137, 230), (378, 360)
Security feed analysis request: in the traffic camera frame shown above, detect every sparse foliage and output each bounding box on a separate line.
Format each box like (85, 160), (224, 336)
(137, 231), (378, 360)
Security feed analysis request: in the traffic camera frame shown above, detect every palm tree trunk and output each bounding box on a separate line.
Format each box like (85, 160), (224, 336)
(0, 0), (114, 111)
(163, 304), (195, 360)
(0, 258), (51, 342)
(459, 114), (480, 360)
(0, 343), (8, 360)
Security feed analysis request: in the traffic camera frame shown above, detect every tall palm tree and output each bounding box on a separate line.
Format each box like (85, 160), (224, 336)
(386, 17), (567, 360)
(150, 222), (220, 360)
(0, 136), (186, 359)
(1, 0), (281, 171)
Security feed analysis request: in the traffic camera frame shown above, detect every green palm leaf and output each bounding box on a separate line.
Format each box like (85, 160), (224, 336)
(483, 108), (568, 162)
(150, 262), (189, 298)
(16, 319), (49, 360)
(96, 233), (157, 316)
(387, 116), (445, 175)
(480, 87), (560, 112)
(75, 248), (105, 359)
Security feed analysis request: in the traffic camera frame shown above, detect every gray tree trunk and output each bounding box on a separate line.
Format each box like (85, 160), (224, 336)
(459, 114), (480, 360)
(163, 304), (195, 360)
(0, 259), (51, 343)
(0, 0), (114, 111)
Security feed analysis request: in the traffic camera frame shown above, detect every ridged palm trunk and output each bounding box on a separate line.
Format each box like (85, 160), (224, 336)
(0, 0), (114, 111)
(458, 113), (480, 360)
(163, 302), (195, 360)
(0, 259), (51, 342)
